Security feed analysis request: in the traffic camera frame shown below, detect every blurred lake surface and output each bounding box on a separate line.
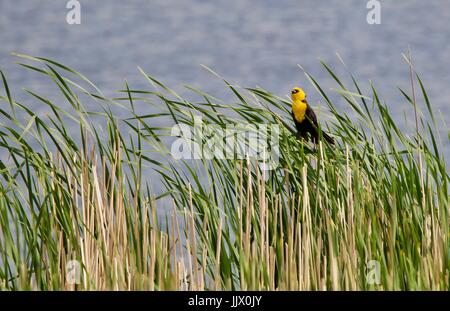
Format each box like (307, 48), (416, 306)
(1, 0), (449, 162)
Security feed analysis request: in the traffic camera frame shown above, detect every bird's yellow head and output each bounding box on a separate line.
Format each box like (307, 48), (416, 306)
(291, 87), (306, 102)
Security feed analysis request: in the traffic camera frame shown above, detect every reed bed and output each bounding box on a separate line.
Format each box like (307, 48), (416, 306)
(0, 54), (448, 290)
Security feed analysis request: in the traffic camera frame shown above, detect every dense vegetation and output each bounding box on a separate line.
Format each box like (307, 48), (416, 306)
(0, 54), (448, 290)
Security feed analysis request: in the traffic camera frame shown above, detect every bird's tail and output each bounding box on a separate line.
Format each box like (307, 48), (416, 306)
(321, 131), (335, 145)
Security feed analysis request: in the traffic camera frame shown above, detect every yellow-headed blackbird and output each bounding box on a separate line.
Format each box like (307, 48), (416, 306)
(291, 87), (334, 144)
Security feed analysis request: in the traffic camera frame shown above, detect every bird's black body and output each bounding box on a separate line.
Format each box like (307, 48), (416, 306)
(291, 103), (334, 145)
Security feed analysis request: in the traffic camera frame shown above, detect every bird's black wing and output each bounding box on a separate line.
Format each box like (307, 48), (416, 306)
(305, 104), (318, 127)
(306, 104), (335, 144)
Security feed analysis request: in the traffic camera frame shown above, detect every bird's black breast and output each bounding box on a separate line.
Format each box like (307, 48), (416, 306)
(291, 104), (334, 144)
